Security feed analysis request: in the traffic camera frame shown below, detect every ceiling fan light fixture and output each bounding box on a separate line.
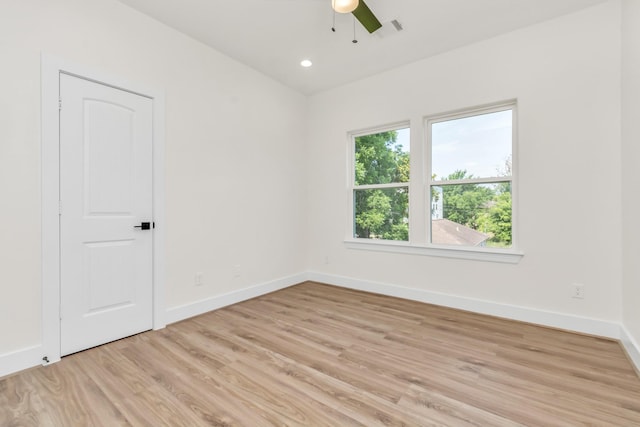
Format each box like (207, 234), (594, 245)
(332, 0), (359, 14)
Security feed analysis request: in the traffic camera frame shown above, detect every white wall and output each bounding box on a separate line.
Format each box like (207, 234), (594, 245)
(306, 2), (623, 325)
(621, 0), (640, 362)
(0, 0), (307, 356)
(2, 0), (635, 376)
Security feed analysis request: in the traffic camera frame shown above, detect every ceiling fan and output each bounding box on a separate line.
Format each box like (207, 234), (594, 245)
(332, 0), (382, 33)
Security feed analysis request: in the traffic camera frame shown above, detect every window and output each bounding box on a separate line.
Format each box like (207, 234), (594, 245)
(351, 125), (410, 241)
(346, 101), (520, 263)
(428, 102), (515, 249)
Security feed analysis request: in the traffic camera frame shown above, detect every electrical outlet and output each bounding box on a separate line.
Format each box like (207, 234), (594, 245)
(233, 264), (241, 278)
(324, 256), (329, 265)
(571, 283), (585, 299)
(195, 272), (204, 286)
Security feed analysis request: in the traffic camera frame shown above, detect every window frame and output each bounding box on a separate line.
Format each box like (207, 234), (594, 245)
(344, 101), (522, 264)
(426, 100), (518, 252)
(347, 121), (411, 242)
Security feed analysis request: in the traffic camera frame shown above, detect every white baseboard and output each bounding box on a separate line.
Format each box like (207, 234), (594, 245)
(307, 272), (622, 339)
(165, 272), (307, 325)
(621, 326), (640, 375)
(0, 345), (44, 379)
(2, 271), (632, 380)
(0, 273), (304, 379)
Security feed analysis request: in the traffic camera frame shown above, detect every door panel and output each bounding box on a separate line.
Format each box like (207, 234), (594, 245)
(60, 73), (153, 356)
(84, 100), (135, 215)
(85, 240), (135, 312)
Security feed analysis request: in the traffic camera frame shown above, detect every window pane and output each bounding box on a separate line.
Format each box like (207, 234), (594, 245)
(431, 183), (511, 248)
(355, 128), (410, 185)
(432, 110), (511, 180)
(354, 187), (409, 241)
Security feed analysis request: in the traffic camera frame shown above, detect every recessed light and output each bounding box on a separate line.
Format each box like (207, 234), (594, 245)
(300, 59), (313, 68)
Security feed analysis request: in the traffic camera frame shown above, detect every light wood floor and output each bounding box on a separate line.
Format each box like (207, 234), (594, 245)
(2, 282), (640, 426)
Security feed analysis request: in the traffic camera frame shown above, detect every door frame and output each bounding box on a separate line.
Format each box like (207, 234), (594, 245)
(41, 54), (166, 364)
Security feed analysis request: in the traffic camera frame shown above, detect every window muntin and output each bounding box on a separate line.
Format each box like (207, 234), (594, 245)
(428, 105), (514, 249)
(352, 127), (410, 241)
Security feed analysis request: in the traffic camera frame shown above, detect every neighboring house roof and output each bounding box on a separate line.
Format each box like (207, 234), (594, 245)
(432, 219), (490, 246)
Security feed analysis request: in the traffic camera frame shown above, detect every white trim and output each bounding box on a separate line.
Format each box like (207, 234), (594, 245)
(425, 100), (518, 125)
(306, 271), (621, 339)
(3, 273), (303, 378)
(353, 183), (411, 191)
(344, 239), (524, 264)
(621, 325), (640, 375)
(432, 176), (512, 186)
(4, 270), (633, 379)
(0, 345), (44, 379)
(152, 90), (167, 330)
(41, 54), (166, 364)
(349, 120), (412, 139)
(347, 121), (411, 241)
(164, 273), (307, 325)
(41, 55), (62, 366)
(425, 99), (519, 252)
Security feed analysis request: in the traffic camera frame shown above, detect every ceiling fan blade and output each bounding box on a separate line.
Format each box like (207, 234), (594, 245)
(352, 0), (382, 34)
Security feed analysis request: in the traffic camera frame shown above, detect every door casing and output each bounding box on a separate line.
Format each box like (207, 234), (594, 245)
(41, 54), (166, 364)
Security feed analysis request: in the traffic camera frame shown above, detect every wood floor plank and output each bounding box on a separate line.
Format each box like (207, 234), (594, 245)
(2, 281), (640, 426)
(397, 384), (526, 427)
(174, 320), (367, 426)
(0, 372), (55, 427)
(75, 344), (210, 427)
(119, 338), (269, 426)
(26, 357), (131, 426)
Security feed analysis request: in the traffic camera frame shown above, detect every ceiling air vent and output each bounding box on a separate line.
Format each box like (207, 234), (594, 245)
(376, 19), (404, 38)
(391, 19), (403, 32)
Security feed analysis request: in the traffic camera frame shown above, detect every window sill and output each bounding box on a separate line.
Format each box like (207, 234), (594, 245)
(344, 239), (523, 264)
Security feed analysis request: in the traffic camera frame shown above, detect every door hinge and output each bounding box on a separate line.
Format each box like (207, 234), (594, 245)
(58, 98), (62, 111)
(58, 201), (62, 215)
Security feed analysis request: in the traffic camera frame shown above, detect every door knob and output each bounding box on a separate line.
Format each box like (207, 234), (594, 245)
(134, 222), (152, 230)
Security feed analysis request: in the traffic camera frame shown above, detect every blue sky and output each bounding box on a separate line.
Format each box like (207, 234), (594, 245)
(394, 110), (512, 179)
(432, 110), (512, 179)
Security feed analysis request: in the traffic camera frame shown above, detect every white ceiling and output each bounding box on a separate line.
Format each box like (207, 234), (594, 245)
(116, 0), (607, 95)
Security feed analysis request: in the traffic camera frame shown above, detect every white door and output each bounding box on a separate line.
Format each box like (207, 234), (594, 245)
(60, 73), (154, 356)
